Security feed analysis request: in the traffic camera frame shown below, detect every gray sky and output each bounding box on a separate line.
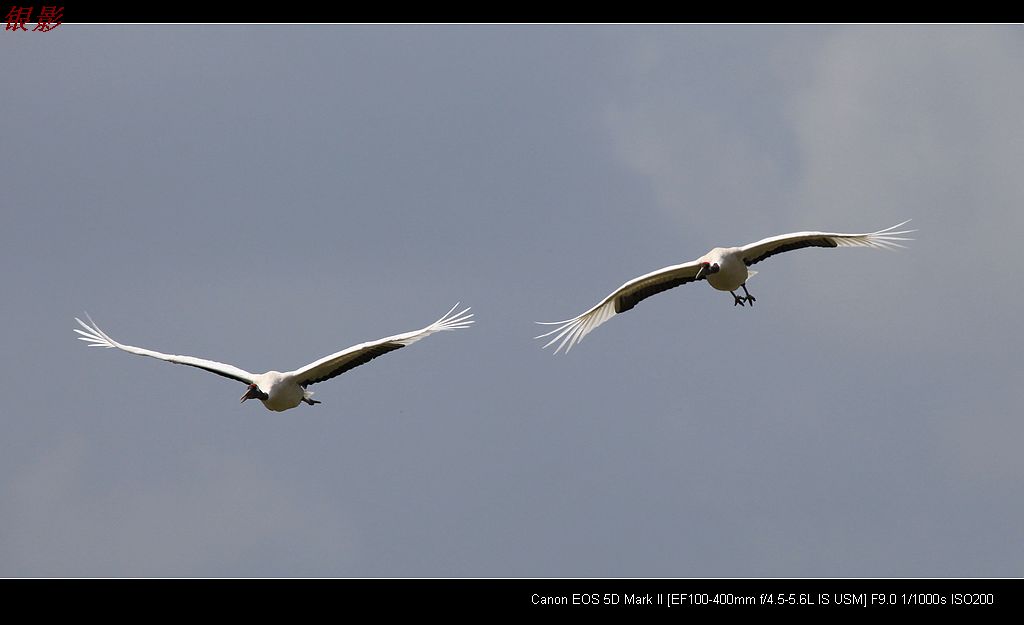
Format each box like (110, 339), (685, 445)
(2, 25), (1022, 577)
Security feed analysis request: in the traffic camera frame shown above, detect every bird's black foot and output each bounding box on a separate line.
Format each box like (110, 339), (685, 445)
(303, 398), (321, 406)
(741, 285), (756, 306)
(732, 292), (746, 306)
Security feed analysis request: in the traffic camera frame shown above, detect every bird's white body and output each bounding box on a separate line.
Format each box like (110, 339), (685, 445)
(700, 247), (749, 292)
(536, 221), (914, 354)
(250, 371), (309, 412)
(75, 304), (474, 412)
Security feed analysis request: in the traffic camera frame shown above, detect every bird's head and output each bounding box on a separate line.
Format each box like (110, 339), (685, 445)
(695, 261), (720, 280)
(240, 383), (268, 403)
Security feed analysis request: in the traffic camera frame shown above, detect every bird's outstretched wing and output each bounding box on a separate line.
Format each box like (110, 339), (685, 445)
(74, 314), (256, 384)
(535, 261), (705, 355)
(740, 220), (915, 266)
(288, 303), (474, 387)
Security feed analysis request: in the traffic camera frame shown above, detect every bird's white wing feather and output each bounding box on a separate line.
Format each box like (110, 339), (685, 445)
(74, 314), (256, 384)
(740, 220), (915, 266)
(535, 261), (704, 355)
(288, 303), (474, 387)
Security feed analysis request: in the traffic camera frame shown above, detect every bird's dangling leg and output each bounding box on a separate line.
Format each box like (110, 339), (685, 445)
(303, 397), (321, 406)
(731, 291), (746, 306)
(741, 283), (756, 306)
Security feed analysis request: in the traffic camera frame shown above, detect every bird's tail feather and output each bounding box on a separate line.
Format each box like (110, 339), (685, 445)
(426, 303), (475, 333)
(837, 219), (916, 250)
(73, 314), (119, 349)
(533, 301), (615, 355)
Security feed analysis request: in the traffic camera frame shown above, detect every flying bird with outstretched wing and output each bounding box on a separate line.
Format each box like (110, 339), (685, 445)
(75, 304), (474, 411)
(536, 221), (914, 354)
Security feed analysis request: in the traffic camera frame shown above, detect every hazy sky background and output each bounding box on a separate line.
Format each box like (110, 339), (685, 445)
(2, 25), (1022, 577)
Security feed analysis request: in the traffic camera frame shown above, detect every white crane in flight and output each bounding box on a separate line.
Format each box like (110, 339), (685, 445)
(75, 304), (474, 411)
(536, 222), (914, 354)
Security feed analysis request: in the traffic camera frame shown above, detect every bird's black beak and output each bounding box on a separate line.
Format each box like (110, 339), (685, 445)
(696, 262), (719, 280)
(241, 384), (261, 403)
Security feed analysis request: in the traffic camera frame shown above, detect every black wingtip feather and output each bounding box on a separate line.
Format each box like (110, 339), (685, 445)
(300, 342), (406, 387)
